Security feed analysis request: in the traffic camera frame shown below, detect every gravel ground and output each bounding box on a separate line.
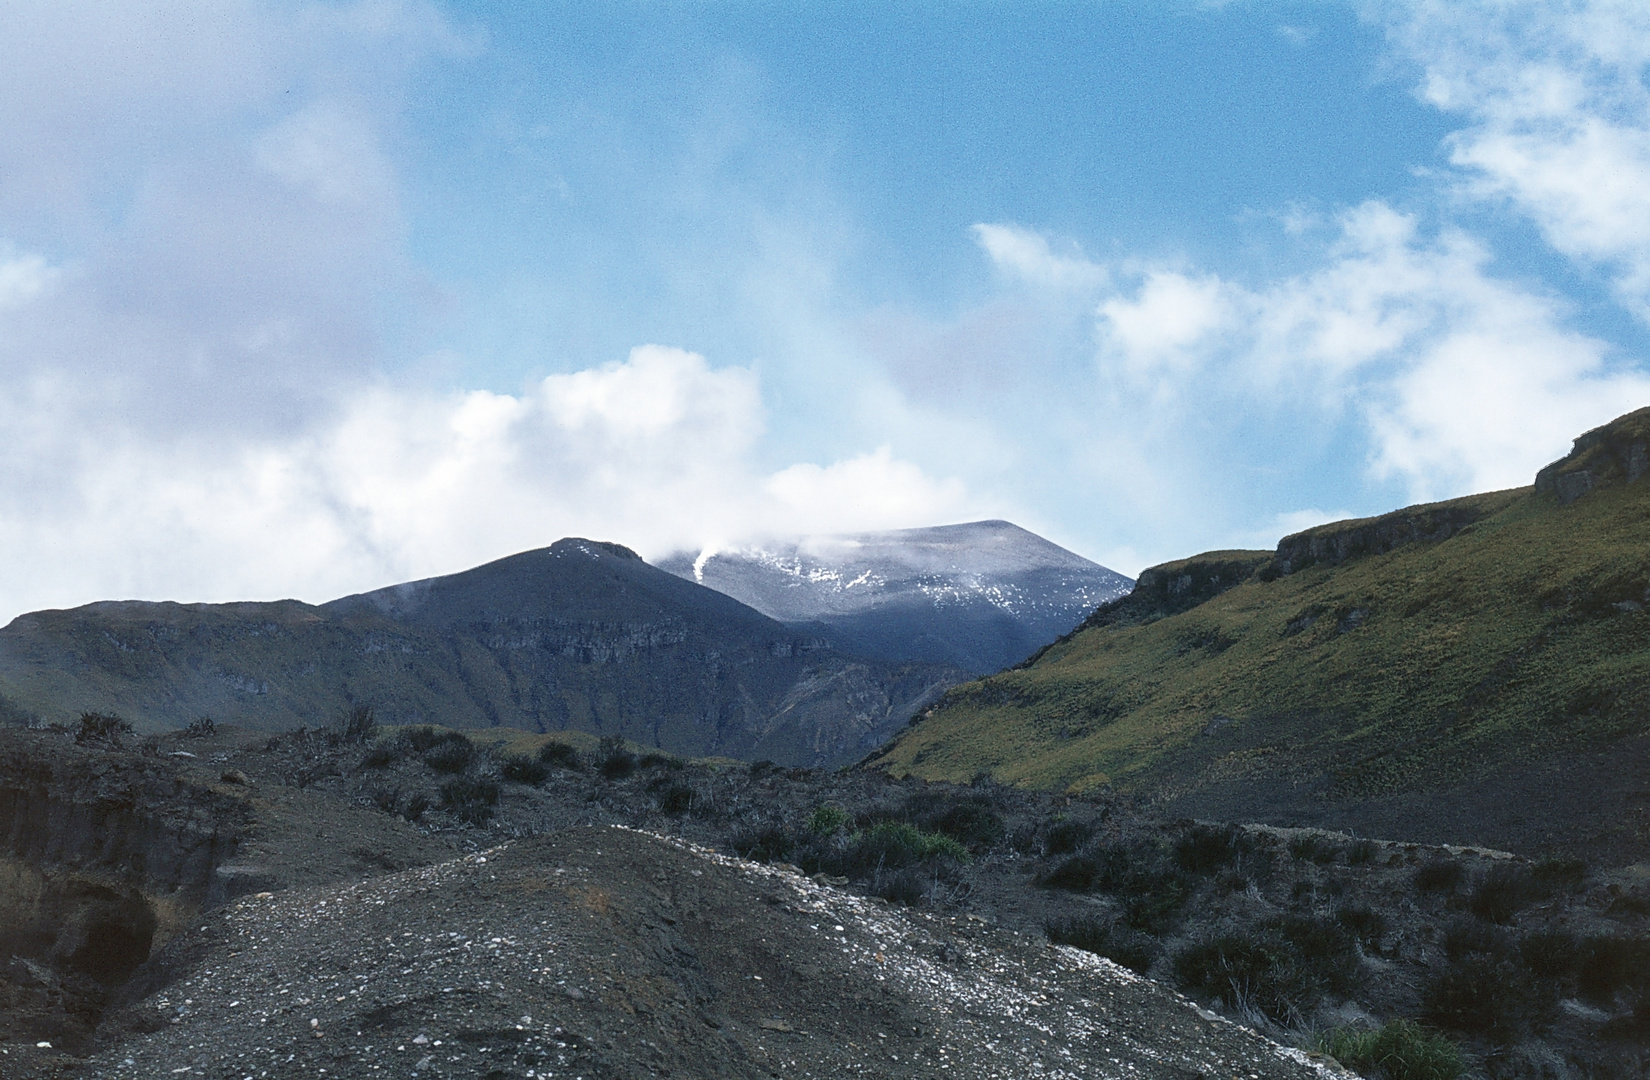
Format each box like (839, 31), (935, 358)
(75, 826), (1349, 1080)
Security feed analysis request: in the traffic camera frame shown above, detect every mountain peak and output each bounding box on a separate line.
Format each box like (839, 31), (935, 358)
(657, 521), (1130, 674)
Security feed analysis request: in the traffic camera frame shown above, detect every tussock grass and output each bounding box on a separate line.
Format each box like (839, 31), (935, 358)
(1317, 1020), (1464, 1080)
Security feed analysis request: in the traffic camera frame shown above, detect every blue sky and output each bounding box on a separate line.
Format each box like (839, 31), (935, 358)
(1, 1), (1648, 618)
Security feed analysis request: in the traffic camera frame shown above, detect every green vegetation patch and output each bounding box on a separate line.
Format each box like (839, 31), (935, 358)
(872, 471), (1650, 816)
(1317, 1020), (1464, 1080)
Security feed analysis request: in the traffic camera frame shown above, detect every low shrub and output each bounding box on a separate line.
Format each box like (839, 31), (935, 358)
(75, 711), (133, 745)
(1172, 914), (1360, 1027)
(1601, 990), (1650, 1039)
(1046, 915), (1159, 975)
(596, 735), (635, 780)
(333, 704), (378, 747)
(1415, 858), (1465, 896)
(1288, 834), (1341, 864)
(729, 825), (791, 864)
(370, 787), (400, 813)
(184, 716), (216, 738)
(1531, 855), (1587, 891)
(1120, 873), (1195, 934)
(537, 741), (582, 770)
(843, 822), (968, 874)
(1421, 954), (1556, 1038)
(1607, 892), (1650, 917)
(1039, 838), (1197, 933)
(807, 805), (850, 836)
(1318, 1020), (1464, 1080)
(404, 726), (448, 753)
(658, 782), (694, 816)
(1440, 916), (1510, 961)
(921, 797), (1005, 849)
(1335, 904), (1387, 947)
(422, 733), (476, 774)
(1043, 819), (1094, 856)
(1040, 853), (1105, 892)
(439, 776), (499, 825)
(402, 793), (429, 822)
(1577, 935), (1650, 1005)
(1272, 914), (1361, 995)
(1467, 863), (1535, 924)
(499, 753), (550, 786)
(1175, 823), (1263, 876)
(358, 744), (400, 770)
(873, 867), (928, 907)
(1519, 930), (1579, 979)
(1346, 838), (1379, 866)
(1173, 931), (1325, 1027)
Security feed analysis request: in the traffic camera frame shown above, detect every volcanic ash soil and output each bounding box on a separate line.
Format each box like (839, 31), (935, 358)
(76, 826), (1345, 1080)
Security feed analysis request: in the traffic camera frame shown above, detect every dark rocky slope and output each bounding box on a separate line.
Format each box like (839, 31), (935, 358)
(0, 540), (966, 767)
(659, 521), (1131, 674)
(5, 722), (1646, 1078)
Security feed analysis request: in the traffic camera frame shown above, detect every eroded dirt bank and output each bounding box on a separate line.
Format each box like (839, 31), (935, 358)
(0, 725), (456, 1073)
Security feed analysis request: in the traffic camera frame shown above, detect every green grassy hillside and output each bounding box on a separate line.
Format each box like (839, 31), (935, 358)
(874, 408), (1650, 860)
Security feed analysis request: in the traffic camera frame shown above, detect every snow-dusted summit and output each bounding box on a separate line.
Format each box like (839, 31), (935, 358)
(656, 520), (1132, 674)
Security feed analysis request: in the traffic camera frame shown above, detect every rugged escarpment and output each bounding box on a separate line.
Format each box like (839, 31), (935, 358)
(1535, 404), (1650, 503)
(1269, 489), (1523, 576)
(0, 540), (967, 768)
(1080, 551), (1273, 631)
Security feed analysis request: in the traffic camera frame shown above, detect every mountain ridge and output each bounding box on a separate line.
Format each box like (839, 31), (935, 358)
(0, 538), (966, 767)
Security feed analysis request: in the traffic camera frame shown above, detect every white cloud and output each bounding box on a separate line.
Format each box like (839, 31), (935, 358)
(972, 223), (1108, 292)
(0, 244), (58, 309)
(0, 347), (971, 621)
(765, 447), (968, 535)
(1097, 271), (1233, 380)
(1382, 1), (1650, 319)
(1079, 201), (1650, 499)
(255, 104), (399, 214)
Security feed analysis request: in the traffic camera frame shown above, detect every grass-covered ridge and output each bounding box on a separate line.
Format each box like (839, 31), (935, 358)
(873, 408), (1650, 858)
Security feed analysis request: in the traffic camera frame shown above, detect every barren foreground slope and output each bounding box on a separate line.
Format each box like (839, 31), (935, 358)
(5, 720), (1646, 1079)
(71, 827), (1340, 1080)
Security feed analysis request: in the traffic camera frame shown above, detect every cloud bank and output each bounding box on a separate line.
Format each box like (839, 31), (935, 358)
(1385, 0), (1650, 318)
(0, 344), (970, 619)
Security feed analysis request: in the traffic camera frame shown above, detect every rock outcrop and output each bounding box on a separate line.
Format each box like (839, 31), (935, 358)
(1078, 551), (1273, 631)
(1269, 491), (1522, 577)
(1535, 404), (1650, 504)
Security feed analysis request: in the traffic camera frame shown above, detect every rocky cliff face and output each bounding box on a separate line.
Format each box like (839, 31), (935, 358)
(1269, 490), (1524, 577)
(1535, 404), (1650, 504)
(1077, 551), (1274, 632)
